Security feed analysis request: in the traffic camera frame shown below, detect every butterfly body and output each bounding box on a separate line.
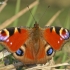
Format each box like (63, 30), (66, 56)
(13, 23), (54, 64)
(0, 23), (70, 64)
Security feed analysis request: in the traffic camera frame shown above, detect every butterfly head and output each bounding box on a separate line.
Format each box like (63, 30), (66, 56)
(34, 22), (39, 28)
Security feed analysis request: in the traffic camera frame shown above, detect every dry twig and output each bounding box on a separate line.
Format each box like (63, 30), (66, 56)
(0, 0), (8, 12)
(0, 0), (39, 29)
(0, 60), (70, 70)
(46, 10), (63, 26)
(26, 62), (70, 70)
(0, 62), (23, 70)
(0, 49), (11, 59)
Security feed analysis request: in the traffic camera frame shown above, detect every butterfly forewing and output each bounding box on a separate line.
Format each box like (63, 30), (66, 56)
(0, 27), (29, 52)
(44, 26), (70, 50)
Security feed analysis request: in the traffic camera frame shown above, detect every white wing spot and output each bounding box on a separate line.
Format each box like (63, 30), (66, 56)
(58, 41), (60, 44)
(10, 42), (12, 45)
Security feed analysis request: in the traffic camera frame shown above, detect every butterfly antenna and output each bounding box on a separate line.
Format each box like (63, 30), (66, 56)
(38, 5), (50, 23)
(27, 6), (37, 23)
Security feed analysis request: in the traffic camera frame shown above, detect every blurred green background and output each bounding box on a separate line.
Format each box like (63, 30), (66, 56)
(0, 0), (70, 28)
(0, 0), (70, 69)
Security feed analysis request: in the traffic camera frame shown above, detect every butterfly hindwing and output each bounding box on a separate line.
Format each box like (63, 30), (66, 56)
(0, 27), (29, 52)
(44, 26), (70, 50)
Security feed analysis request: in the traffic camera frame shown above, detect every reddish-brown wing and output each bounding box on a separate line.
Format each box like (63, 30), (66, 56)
(0, 27), (29, 52)
(43, 26), (70, 50)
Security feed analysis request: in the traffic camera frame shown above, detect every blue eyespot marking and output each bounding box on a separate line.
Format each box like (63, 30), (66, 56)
(69, 31), (70, 37)
(16, 49), (24, 56)
(47, 47), (53, 56)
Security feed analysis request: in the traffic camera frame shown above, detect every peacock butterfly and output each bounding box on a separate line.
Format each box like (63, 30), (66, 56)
(0, 22), (70, 64)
